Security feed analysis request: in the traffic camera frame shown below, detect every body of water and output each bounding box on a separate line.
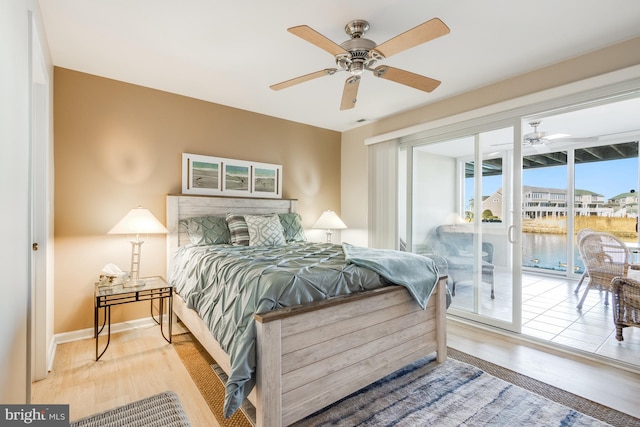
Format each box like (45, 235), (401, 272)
(522, 232), (584, 274)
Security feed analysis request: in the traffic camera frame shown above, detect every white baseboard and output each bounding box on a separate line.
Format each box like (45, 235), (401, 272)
(51, 316), (159, 364)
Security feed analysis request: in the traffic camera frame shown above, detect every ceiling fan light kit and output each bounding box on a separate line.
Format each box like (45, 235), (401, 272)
(270, 18), (450, 110)
(523, 121), (548, 146)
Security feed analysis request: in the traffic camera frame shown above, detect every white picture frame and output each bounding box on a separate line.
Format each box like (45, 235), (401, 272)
(222, 159), (251, 197)
(182, 153), (222, 195)
(182, 153), (282, 198)
(252, 161), (282, 198)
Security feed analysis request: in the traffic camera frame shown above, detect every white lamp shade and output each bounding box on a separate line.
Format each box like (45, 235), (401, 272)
(108, 206), (168, 235)
(312, 210), (347, 230)
(445, 212), (465, 225)
(445, 212), (464, 226)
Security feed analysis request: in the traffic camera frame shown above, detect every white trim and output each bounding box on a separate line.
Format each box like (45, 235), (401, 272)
(46, 337), (56, 373)
(30, 10), (53, 383)
(49, 316), (159, 370)
(448, 316), (640, 375)
(55, 316), (158, 344)
(365, 64), (640, 146)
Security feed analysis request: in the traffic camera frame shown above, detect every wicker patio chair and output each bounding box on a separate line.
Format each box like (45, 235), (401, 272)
(574, 228), (595, 294)
(611, 272), (640, 341)
(577, 232), (632, 310)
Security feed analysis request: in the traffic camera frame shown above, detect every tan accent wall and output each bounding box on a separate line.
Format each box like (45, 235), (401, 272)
(341, 36), (640, 247)
(54, 68), (340, 333)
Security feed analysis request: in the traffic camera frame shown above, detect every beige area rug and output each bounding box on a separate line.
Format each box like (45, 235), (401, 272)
(174, 332), (638, 426)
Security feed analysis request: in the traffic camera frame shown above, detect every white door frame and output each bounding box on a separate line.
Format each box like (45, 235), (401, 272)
(29, 12), (52, 382)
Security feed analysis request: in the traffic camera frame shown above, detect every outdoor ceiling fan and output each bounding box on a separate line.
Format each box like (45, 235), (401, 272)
(523, 121), (598, 146)
(269, 18), (450, 110)
(489, 121), (599, 153)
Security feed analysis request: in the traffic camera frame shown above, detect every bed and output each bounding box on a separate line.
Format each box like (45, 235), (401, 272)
(166, 194), (448, 427)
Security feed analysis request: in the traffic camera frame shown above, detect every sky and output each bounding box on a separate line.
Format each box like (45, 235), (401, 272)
(478, 157), (638, 201)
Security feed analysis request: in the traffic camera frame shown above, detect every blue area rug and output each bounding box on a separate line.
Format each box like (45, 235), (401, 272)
(292, 354), (611, 426)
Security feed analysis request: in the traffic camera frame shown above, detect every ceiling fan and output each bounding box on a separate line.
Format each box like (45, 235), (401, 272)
(490, 121), (599, 152)
(270, 18), (450, 110)
(523, 121), (598, 146)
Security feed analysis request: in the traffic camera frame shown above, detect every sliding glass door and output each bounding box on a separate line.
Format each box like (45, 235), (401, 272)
(394, 85), (640, 361)
(521, 149), (569, 274)
(522, 94), (640, 282)
(405, 125), (522, 331)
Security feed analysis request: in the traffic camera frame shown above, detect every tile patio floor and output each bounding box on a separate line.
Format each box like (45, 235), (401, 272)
(449, 270), (640, 368)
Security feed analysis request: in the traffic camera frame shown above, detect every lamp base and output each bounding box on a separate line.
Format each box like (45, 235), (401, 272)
(325, 230), (333, 243)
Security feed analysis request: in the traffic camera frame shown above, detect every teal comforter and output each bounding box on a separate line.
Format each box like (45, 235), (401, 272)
(168, 242), (439, 417)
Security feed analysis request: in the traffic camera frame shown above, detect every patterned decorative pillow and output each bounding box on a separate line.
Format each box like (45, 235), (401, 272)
(278, 213), (306, 242)
(180, 216), (230, 245)
(245, 214), (286, 246)
(225, 213), (250, 246)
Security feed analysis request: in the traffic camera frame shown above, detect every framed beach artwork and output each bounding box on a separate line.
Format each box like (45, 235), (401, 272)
(252, 161), (282, 198)
(182, 153), (222, 195)
(223, 160), (251, 196)
(182, 153), (282, 198)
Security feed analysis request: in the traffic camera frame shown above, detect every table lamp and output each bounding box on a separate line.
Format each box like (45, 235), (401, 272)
(446, 212), (465, 228)
(108, 206), (168, 286)
(313, 210), (347, 243)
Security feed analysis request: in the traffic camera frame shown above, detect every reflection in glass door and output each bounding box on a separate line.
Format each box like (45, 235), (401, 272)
(407, 126), (521, 331)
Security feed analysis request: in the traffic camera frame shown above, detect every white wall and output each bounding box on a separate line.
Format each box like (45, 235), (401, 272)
(412, 150), (456, 249)
(0, 0), (51, 403)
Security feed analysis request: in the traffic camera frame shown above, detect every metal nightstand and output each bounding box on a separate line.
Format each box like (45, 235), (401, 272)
(94, 276), (173, 361)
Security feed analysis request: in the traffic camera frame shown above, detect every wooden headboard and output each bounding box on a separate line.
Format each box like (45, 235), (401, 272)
(166, 194), (298, 274)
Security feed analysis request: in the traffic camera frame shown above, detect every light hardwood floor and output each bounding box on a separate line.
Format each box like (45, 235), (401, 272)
(448, 319), (640, 419)
(31, 324), (219, 426)
(32, 319), (640, 424)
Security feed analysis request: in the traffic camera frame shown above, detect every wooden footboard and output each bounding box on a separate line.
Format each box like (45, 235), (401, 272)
(174, 276), (447, 427)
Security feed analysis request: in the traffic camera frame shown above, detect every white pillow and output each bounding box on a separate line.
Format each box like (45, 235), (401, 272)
(245, 214), (286, 246)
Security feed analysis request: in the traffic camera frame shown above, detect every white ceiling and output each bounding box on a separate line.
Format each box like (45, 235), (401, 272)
(39, 0), (640, 132)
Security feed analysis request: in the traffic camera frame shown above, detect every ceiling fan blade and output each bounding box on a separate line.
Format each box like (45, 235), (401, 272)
(373, 18), (450, 58)
(550, 136), (600, 143)
(373, 65), (441, 92)
(340, 76), (360, 110)
(546, 133), (571, 140)
(288, 25), (349, 57)
(270, 68), (338, 91)
(547, 133), (599, 143)
(523, 136), (600, 146)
